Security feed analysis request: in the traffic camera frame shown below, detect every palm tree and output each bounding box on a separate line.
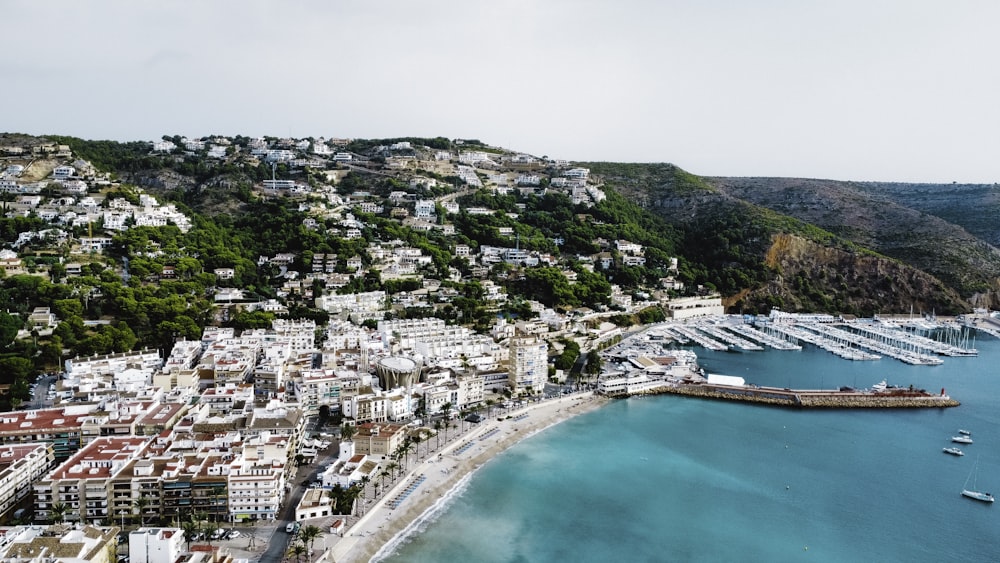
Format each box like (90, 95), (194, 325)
(181, 519), (199, 551)
(133, 497), (150, 526)
(398, 439), (414, 468)
(411, 434), (423, 460)
(386, 461), (399, 480)
(379, 470), (390, 494)
(345, 485), (362, 516)
(286, 541), (307, 563)
(358, 475), (371, 505)
(298, 525), (323, 554)
(211, 484), (227, 524)
(340, 422), (357, 442)
(328, 484), (345, 513)
(433, 419), (443, 449)
(440, 402), (453, 441)
(50, 502), (69, 524)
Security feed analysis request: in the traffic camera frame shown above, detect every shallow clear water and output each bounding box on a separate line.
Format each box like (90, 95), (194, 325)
(381, 336), (1000, 562)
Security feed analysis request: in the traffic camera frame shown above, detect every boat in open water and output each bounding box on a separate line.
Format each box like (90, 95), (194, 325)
(943, 447), (965, 456)
(961, 457), (994, 504)
(952, 435), (973, 444)
(958, 429), (971, 436)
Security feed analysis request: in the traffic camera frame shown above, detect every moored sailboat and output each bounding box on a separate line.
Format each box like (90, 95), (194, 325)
(961, 456), (994, 504)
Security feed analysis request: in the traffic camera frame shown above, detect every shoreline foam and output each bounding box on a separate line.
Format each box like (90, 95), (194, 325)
(331, 392), (609, 563)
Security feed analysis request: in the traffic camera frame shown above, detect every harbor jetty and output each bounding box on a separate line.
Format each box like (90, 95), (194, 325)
(624, 381), (960, 409)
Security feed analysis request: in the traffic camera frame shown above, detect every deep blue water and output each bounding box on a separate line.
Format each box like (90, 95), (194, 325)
(380, 335), (1000, 562)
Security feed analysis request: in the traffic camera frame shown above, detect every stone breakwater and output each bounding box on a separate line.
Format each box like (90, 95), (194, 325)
(631, 384), (960, 408)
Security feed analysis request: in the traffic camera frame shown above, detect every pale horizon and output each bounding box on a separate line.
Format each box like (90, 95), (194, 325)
(4, 1), (999, 184)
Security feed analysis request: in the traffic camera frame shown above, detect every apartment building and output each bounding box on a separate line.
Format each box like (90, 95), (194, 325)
(509, 337), (548, 395)
(110, 452), (229, 527)
(352, 423), (407, 458)
(293, 370), (342, 416)
(34, 436), (152, 524)
(229, 450), (286, 522)
(0, 407), (94, 461)
(0, 443), (54, 519)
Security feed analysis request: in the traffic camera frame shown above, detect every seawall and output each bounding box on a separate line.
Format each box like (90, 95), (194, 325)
(625, 383), (960, 409)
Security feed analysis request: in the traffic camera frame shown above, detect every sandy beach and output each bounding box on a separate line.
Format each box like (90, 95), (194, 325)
(328, 391), (609, 563)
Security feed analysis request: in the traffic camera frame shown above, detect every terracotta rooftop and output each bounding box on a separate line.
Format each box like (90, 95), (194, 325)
(0, 408), (91, 434)
(49, 436), (150, 480)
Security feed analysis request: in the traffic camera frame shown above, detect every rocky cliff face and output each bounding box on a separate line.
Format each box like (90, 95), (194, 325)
(743, 234), (968, 315)
(707, 176), (1000, 302)
(588, 162), (995, 315)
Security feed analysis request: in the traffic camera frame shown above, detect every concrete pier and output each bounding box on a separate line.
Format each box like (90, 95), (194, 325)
(628, 382), (960, 409)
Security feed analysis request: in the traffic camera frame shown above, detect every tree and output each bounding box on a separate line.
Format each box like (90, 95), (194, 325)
(584, 352), (603, 382)
(287, 541), (307, 563)
(397, 439), (414, 468)
(211, 484), (227, 523)
(340, 422), (357, 442)
(0, 310), (19, 349)
(328, 484), (345, 513)
(410, 434), (423, 460)
(298, 524), (324, 554)
(133, 497), (150, 526)
(50, 502), (69, 524)
(358, 475), (371, 507)
(433, 419), (443, 449)
(182, 519), (199, 551)
(440, 401), (453, 437)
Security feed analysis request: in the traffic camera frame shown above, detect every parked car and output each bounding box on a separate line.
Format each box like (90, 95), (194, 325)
(226, 530), (241, 540)
(286, 522), (296, 533)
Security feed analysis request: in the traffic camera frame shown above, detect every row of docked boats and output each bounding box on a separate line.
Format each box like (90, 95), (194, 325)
(943, 429), (995, 504)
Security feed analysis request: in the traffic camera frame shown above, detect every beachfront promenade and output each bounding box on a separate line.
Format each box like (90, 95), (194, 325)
(326, 392), (607, 563)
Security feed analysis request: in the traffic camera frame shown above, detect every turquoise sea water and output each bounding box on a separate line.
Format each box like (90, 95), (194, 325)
(380, 335), (1000, 562)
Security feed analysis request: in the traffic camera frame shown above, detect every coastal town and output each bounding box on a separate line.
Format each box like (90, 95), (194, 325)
(0, 134), (998, 563)
(0, 134), (722, 563)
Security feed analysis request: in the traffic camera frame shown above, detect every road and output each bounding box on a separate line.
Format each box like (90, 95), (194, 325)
(257, 427), (341, 563)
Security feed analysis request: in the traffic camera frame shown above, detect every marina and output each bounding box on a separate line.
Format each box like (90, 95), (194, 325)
(755, 321), (882, 361)
(803, 322), (944, 365)
(693, 322), (764, 352)
(626, 312), (984, 365)
(593, 310), (998, 408)
(718, 321), (802, 351)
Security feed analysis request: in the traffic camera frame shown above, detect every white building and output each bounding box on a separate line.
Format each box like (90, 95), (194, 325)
(0, 443), (53, 519)
(128, 527), (185, 563)
(316, 291), (387, 315)
(667, 295), (725, 320)
(509, 337), (548, 395)
(52, 165), (75, 178)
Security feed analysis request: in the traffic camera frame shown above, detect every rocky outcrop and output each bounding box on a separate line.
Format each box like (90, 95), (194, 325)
(748, 233), (968, 316)
(708, 176), (1000, 302)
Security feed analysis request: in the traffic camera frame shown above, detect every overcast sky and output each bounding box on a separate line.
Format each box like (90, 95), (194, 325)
(4, 1), (999, 183)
